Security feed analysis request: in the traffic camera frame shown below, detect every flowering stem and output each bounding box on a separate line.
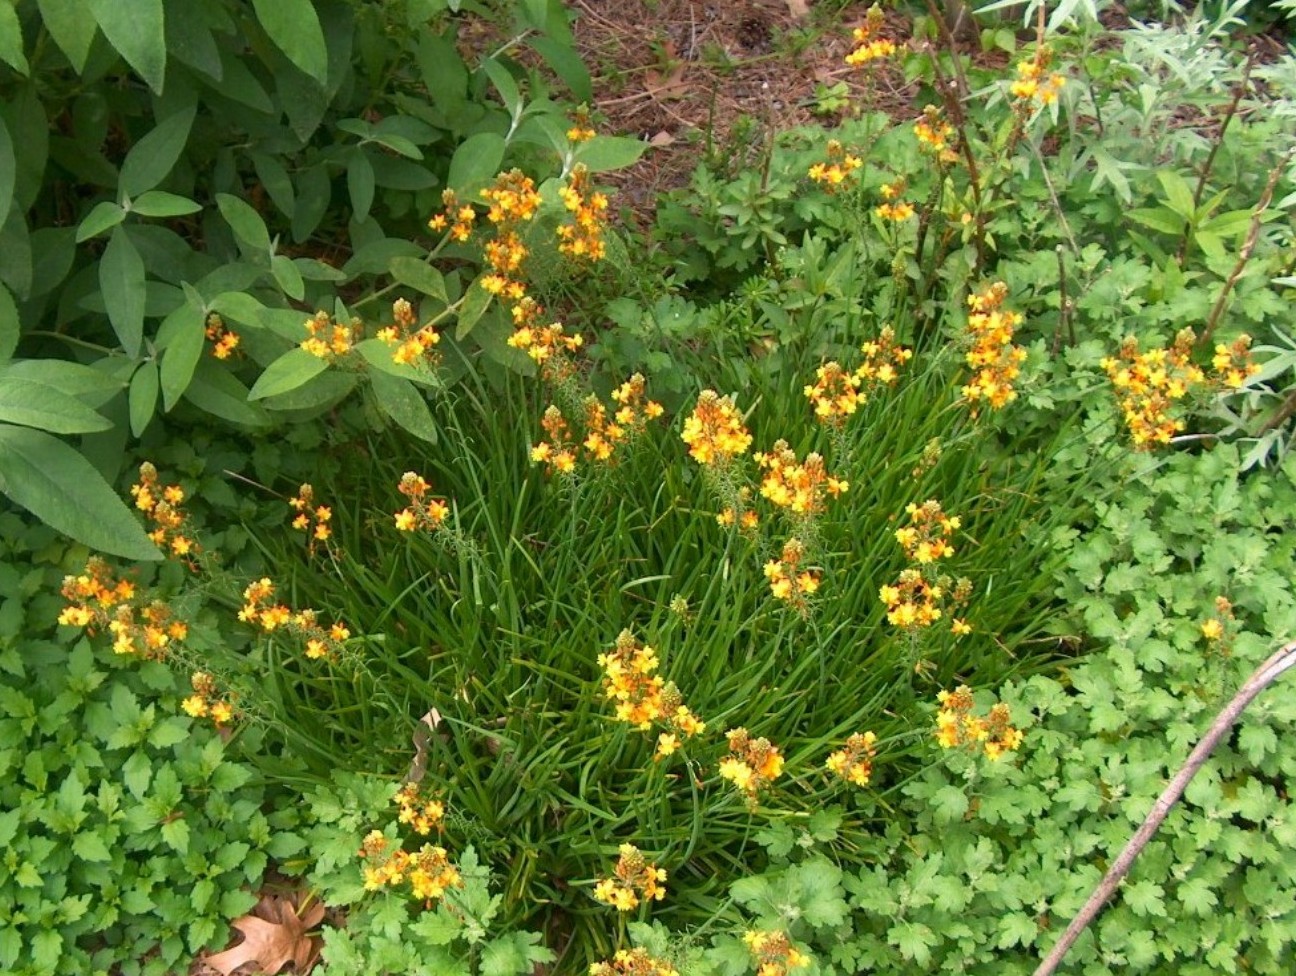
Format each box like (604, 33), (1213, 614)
(1033, 638), (1296, 976)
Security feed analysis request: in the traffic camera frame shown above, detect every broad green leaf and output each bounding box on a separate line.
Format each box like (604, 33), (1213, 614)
(291, 164), (330, 243)
(0, 116), (13, 233)
(1199, 209), (1253, 237)
(347, 148), (375, 223)
(0, 3), (28, 75)
(271, 254), (305, 301)
(0, 378), (111, 434)
(248, 348), (328, 400)
(389, 257), (447, 301)
(76, 201), (126, 242)
(1156, 169), (1196, 220)
(417, 33), (468, 115)
(369, 370), (437, 443)
(161, 817), (190, 854)
(129, 361), (159, 436)
(0, 282), (16, 361)
(184, 359), (269, 427)
(72, 832), (112, 862)
(1126, 207), (1184, 236)
(100, 227), (147, 358)
(0, 359), (123, 399)
(0, 425), (161, 559)
(129, 190), (201, 218)
(260, 369), (355, 413)
(209, 291), (267, 328)
(216, 193), (272, 253)
(86, 0), (167, 94)
(455, 277), (493, 340)
(38, 0), (98, 73)
(447, 132), (506, 196)
(119, 106), (197, 198)
(251, 0), (328, 84)
(574, 135), (647, 173)
(31, 931), (61, 972)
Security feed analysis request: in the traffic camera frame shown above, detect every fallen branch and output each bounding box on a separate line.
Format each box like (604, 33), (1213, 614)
(1034, 638), (1296, 976)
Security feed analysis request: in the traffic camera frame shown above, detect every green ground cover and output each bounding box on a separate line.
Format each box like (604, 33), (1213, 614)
(1, 1), (1294, 974)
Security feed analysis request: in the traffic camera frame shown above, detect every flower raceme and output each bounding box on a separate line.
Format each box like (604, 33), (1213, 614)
(596, 631), (706, 758)
(962, 281), (1028, 411)
(825, 731), (879, 787)
(393, 471), (450, 533)
(914, 105), (958, 165)
(1011, 45), (1066, 107)
(763, 537), (821, 612)
(744, 930), (809, 976)
(59, 557), (188, 660)
(238, 577), (351, 662)
(376, 298), (441, 368)
(844, 5), (896, 66)
(807, 139), (863, 192)
(359, 830), (461, 904)
(753, 441), (848, 517)
(131, 462), (196, 559)
(204, 313), (239, 360)
(181, 671), (236, 728)
(681, 390), (752, 466)
(935, 685), (1024, 761)
(894, 499), (959, 564)
(557, 164), (610, 260)
(805, 327), (913, 426)
(593, 843), (667, 911)
(719, 728), (784, 802)
(589, 948), (679, 976)
(393, 781), (446, 836)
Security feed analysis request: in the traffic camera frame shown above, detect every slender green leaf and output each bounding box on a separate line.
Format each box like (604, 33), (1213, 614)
(216, 193), (272, 253)
(0, 4), (28, 75)
(346, 148), (374, 224)
(271, 254), (305, 301)
(1156, 169), (1196, 220)
(447, 132), (506, 196)
(157, 304), (205, 411)
(129, 190), (202, 218)
(119, 106), (196, 198)
(86, 0), (167, 94)
(100, 227), (147, 357)
(0, 379), (111, 434)
(1126, 207), (1184, 236)
(370, 370), (437, 443)
(455, 278), (493, 340)
(389, 257), (447, 301)
(184, 359), (269, 427)
(482, 59), (522, 119)
(38, 0), (98, 73)
(76, 201), (126, 242)
(249, 152), (295, 219)
(1199, 209), (1253, 237)
(527, 35), (591, 102)
(248, 348), (328, 400)
(251, 0), (328, 84)
(0, 282), (15, 361)
(0, 425), (160, 560)
(0, 117), (13, 234)
(128, 361), (159, 436)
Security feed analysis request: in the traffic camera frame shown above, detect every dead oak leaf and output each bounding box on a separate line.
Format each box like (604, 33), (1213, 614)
(206, 895), (325, 976)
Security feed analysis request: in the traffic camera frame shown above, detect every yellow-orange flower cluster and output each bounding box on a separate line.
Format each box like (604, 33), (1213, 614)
(894, 499), (959, 564)
(1011, 47), (1065, 107)
(1101, 329), (1202, 448)
(808, 139), (863, 192)
(205, 313), (239, 360)
(763, 537), (820, 611)
(567, 105), (597, 144)
(914, 106), (958, 165)
(844, 5), (897, 66)
(59, 557), (188, 660)
(238, 577), (350, 661)
(593, 843), (667, 911)
(876, 180), (914, 221)
(681, 390), (752, 466)
(1212, 334), (1261, 389)
(180, 671), (236, 727)
(805, 328), (913, 426)
(716, 487), (759, 532)
(288, 482), (332, 553)
(571, 377), (664, 466)
(480, 169), (543, 300)
(935, 685), (1023, 760)
(589, 948), (679, 976)
(719, 727), (784, 802)
(531, 405), (579, 475)
(131, 462), (196, 559)
(427, 188), (476, 242)
(825, 731), (878, 787)
(376, 297), (441, 368)
(359, 830), (462, 903)
(557, 164), (609, 261)
(744, 930), (809, 976)
(507, 297), (583, 379)
(1200, 595), (1236, 655)
(879, 568), (945, 630)
(962, 281), (1027, 411)
(597, 631), (707, 759)
(301, 309), (360, 360)
(754, 441), (848, 516)
(394, 781), (446, 836)
(393, 471), (450, 533)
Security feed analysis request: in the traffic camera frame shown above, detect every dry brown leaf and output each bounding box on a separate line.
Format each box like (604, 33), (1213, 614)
(784, 0), (812, 18)
(206, 895), (325, 976)
(649, 130), (676, 147)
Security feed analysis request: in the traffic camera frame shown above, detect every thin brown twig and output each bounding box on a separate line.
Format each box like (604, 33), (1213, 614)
(1034, 638), (1296, 976)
